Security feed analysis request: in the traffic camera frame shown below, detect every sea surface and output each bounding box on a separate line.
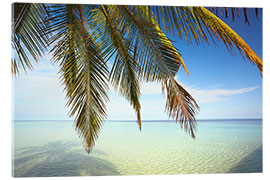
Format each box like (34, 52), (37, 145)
(12, 119), (262, 177)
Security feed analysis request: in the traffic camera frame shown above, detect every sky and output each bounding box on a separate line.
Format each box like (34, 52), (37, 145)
(12, 7), (263, 121)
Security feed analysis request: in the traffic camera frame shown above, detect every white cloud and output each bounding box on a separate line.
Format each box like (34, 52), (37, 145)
(133, 78), (260, 104)
(173, 75), (260, 103)
(181, 83), (260, 103)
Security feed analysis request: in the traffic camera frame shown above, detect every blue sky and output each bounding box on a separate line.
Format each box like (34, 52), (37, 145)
(12, 7), (262, 121)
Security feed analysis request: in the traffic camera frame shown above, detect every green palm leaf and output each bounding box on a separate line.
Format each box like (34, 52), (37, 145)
(12, 3), (49, 75)
(194, 7), (262, 74)
(99, 5), (142, 129)
(49, 4), (109, 152)
(119, 5), (189, 79)
(112, 5), (197, 132)
(149, 6), (262, 73)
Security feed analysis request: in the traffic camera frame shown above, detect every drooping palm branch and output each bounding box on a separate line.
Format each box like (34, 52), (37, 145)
(149, 6), (262, 74)
(12, 3), (263, 152)
(12, 3), (49, 74)
(48, 4), (110, 151)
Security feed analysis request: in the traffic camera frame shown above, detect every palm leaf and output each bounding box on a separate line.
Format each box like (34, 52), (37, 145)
(150, 6), (209, 45)
(48, 4), (80, 100)
(194, 7), (262, 74)
(162, 78), (199, 138)
(120, 5), (189, 79)
(98, 5), (142, 129)
(49, 4), (109, 152)
(12, 3), (49, 75)
(115, 6), (199, 134)
(148, 6), (262, 73)
(90, 5), (198, 134)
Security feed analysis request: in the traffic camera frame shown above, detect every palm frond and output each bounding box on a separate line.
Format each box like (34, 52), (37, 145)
(98, 5), (197, 132)
(12, 3), (49, 75)
(162, 78), (199, 138)
(150, 6), (209, 45)
(114, 6), (197, 132)
(148, 6), (262, 74)
(194, 7), (262, 74)
(11, 59), (19, 75)
(119, 5), (189, 80)
(98, 5), (142, 129)
(49, 4), (109, 152)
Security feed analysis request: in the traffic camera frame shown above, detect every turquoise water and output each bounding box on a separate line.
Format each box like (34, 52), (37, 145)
(12, 119), (262, 177)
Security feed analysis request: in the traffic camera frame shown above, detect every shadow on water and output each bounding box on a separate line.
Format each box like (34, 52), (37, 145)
(227, 145), (263, 173)
(13, 141), (120, 177)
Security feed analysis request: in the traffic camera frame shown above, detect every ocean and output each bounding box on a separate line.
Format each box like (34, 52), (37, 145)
(12, 119), (262, 177)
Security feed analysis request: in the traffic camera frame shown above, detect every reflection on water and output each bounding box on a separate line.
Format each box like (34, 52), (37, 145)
(13, 140), (120, 177)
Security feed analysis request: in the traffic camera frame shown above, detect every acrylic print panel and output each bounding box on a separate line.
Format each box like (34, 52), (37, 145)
(12, 1), (262, 178)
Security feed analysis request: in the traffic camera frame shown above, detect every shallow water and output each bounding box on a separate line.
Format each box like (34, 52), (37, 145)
(12, 119), (262, 177)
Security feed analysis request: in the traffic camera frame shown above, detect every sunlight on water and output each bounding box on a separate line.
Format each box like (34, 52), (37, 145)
(12, 120), (262, 177)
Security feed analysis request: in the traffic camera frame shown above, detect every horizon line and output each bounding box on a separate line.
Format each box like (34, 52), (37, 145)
(12, 118), (262, 122)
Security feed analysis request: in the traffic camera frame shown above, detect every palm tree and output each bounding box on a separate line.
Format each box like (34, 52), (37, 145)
(12, 3), (262, 152)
